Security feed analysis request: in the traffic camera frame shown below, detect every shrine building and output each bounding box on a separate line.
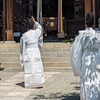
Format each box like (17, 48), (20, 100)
(0, 0), (100, 42)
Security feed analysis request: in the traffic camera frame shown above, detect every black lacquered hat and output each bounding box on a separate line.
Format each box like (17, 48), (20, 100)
(86, 13), (94, 24)
(27, 19), (34, 29)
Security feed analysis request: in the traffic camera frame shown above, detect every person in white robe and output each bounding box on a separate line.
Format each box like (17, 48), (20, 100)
(20, 16), (45, 88)
(70, 13), (100, 100)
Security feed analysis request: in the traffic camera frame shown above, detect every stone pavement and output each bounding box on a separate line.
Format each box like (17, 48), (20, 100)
(0, 68), (80, 100)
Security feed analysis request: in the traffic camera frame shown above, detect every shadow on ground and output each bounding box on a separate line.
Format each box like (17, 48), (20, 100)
(33, 92), (80, 100)
(0, 68), (4, 71)
(16, 82), (24, 88)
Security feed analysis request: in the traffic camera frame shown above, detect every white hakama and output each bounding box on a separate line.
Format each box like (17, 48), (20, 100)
(20, 22), (45, 88)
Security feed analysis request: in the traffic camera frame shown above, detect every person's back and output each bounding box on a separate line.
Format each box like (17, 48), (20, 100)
(23, 29), (40, 48)
(70, 13), (100, 100)
(22, 18), (42, 47)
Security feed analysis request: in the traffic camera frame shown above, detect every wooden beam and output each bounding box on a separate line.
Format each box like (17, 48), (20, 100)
(6, 0), (14, 41)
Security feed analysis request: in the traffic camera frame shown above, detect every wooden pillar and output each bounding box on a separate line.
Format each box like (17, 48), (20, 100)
(85, 0), (91, 27)
(6, 0), (14, 41)
(57, 0), (65, 38)
(85, 0), (96, 28)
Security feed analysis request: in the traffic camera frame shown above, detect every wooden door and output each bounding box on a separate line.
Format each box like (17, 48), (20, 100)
(63, 0), (85, 38)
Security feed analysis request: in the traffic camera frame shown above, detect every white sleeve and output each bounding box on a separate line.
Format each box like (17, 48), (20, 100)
(20, 35), (26, 67)
(35, 22), (43, 48)
(70, 35), (82, 76)
(34, 22), (42, 31)
(38, 32), (43, 48)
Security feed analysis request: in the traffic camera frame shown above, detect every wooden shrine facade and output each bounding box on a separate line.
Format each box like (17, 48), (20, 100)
(0, 0), (100, 42)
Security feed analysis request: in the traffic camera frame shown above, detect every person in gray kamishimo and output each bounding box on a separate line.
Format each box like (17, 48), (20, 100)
(70, 13), (100, 100)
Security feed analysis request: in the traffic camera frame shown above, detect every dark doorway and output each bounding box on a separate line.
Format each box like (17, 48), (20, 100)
(63, 0), (85, 39)
(13, 0), (37, 42)
(42, 0), (60, 41)
(0, 0), (3, 41)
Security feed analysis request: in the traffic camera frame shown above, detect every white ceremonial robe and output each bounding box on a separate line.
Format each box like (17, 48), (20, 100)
(70, 27), (100, 100)
(20, 22), (45, 88)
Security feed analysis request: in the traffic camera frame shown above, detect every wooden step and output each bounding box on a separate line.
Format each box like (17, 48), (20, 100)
(0, 62), (71, 68)
(0, 62), (21, 68)
(43, 42), (71, 48)
(41, 52), (70, 57)
(43, 62), (71, 67)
